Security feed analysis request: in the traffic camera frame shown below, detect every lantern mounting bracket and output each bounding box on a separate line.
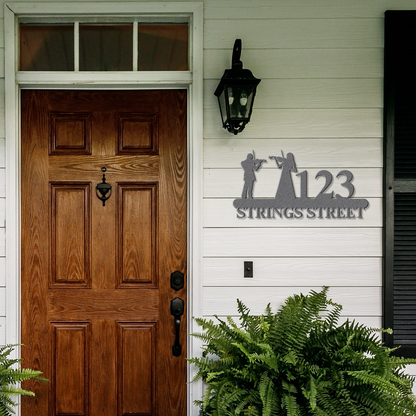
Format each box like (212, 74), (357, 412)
(231, 39), (243, 69)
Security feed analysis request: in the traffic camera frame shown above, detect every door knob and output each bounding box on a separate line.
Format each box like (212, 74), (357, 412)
(170, 297), (184, 357)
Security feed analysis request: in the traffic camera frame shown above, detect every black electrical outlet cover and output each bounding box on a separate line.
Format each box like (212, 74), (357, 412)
(244, 261), (253, 278)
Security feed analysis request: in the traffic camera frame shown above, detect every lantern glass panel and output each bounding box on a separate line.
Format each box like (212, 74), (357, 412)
(218, 89), (228, 126)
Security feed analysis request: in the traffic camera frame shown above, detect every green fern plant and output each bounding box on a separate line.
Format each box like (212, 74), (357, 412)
(0, 344), (47, 416)
(189, 287), (416, 415)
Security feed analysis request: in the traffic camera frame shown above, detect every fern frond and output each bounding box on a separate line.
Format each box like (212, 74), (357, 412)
(258, 372), (279, 416)
(282, 391), (300, 416)
(189, 288), (416, 416)
(0, 344), (48, 416)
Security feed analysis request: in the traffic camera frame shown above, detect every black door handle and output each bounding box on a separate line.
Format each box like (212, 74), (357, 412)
(170, 297), (184, 356)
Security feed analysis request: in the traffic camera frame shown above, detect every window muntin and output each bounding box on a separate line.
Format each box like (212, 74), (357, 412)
(19, 22), (189, 72)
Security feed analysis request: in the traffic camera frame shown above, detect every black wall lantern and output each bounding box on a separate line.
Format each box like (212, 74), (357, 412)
(214, 39), (261, 135)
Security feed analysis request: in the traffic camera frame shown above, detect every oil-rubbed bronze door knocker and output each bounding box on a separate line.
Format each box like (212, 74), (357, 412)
(96, 167), (112, 206)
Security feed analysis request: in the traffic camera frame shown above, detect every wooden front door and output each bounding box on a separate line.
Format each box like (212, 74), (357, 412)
(21, 90), (187, 416)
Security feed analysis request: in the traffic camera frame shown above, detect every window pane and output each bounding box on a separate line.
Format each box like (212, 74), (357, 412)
(20, 25), (74, 71)
(138, 25), (188, 71)
(79, 25), (133, 71)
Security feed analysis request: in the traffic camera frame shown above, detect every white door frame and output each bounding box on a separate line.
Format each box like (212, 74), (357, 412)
(4, 3), (204, 415)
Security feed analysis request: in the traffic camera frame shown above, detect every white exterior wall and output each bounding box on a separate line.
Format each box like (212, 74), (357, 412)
(203, 7), (384, 320)
(202, 0), (416, 384)
(203, 1), (384, 322)
(1, 0), (416, 401)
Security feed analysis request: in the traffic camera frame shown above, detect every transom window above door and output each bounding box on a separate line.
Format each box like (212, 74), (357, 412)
(19, 22), (189, 71)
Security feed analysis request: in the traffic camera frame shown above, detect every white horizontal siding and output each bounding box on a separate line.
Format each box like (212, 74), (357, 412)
(0, 80), (4, 137)
(0, 228), (4, 257)
(204, 109), (382, 139)
(0, 317), (5, 346)
(2, 0), (415, 20)
(0, 48), (3, 79)
(0, 139), (5, 168)
(0, 169), (4, 198)
(0, 198), (5, 225)
(0, 287), (5, 316)
(204, 228), (382, 257)
(203, 0), (416, 19)
(204, 19), (383, 49)
(205, 48), (383, 80)
(203, 257), (382, 287)
(0, 258), (4, 286)
(201, 0), (386, 360)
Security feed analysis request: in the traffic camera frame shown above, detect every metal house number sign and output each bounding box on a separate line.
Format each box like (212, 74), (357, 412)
(233, 151), (369, 220)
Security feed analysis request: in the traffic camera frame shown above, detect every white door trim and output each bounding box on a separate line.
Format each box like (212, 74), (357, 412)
(4, 3), (204, 415)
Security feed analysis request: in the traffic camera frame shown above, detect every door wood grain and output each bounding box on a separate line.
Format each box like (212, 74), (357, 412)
(21, 90), (187, 416)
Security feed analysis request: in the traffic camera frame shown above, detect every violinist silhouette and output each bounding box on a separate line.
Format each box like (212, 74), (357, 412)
(241, 153), (266, 199)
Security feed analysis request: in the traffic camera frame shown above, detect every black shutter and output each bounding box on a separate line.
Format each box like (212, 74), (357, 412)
(384, 11), (416, 357)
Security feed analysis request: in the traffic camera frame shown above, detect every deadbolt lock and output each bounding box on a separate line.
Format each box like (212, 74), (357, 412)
(170, 271), (184, 291)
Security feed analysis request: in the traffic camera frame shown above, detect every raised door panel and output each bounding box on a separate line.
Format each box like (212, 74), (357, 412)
(50, 322), (90, 416)
(116, 183), (157, 287)
(49, 112), (91, 155)
(117, 323), (156, 416)
(117, 113), (159, 155)
(50, 183), (91, 287)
